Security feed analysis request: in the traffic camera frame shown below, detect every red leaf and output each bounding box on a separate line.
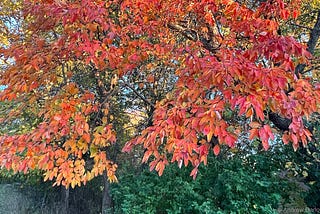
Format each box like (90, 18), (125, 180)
(190, 167), (198, 180)
(213, 145), (220, 156)
(225, 134), (237, 147)
(292, 10), (299, 19)
(203, 126), (210, 135)
(262, 140), (269, 151)
(290, 133), (298, 145)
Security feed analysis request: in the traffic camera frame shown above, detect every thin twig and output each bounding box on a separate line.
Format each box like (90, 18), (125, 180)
(289, 22), (313, 31)
(120, 78), (155, 108)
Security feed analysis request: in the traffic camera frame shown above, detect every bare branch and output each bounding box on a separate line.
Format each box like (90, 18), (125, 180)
(289, 22), (313, 31)
(167, 23), (220, 53)
(120, 78), (155, 108)
(295, 10), (320, 75)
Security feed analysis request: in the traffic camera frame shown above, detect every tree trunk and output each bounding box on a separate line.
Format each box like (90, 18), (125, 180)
(102, 173), (113, 214)
(61, 186), (69, 214)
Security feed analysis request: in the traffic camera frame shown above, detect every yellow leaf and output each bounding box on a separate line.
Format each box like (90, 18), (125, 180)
(90, 145), (98, 157)
(71, 180), (76, 189)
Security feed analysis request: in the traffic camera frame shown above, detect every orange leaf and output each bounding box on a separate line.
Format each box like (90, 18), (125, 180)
(282, 133), (290, 145)
(155, 161), (165, 176)
(249, 122), (261, 129)
(249, 129), (258, 140)
(142, 150), (152, 163)
(82, 133), (91, 143)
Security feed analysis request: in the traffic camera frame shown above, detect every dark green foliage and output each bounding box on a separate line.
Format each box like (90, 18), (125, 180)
(111, 165), (201, 214)
(0, 142), (318, 213)
(296, 118), (320, 209)
(110, 148), (307, 214)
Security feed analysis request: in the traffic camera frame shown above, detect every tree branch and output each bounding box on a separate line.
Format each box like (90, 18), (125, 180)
(120, 78), (155, 108)
(295, 10), (320, 75)
(167, 23), (220, 53)
(289, 22), (313, 31)
(269, 112), (291, 131)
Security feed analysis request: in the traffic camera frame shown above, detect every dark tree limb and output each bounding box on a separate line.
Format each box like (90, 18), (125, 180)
(306, 10), (320, 55)
(289, 22), (313, 31)
(269, 112), (291, 131)
(295, 10), (320, 75)
(167, 23), (220, 54)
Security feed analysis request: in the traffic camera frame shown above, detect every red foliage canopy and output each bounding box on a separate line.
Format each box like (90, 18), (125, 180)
(0, 0), (319, 185)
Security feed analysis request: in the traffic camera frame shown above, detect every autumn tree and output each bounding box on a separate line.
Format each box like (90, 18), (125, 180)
(0, 0), (319, 197)
(123, 0), (320, 177)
